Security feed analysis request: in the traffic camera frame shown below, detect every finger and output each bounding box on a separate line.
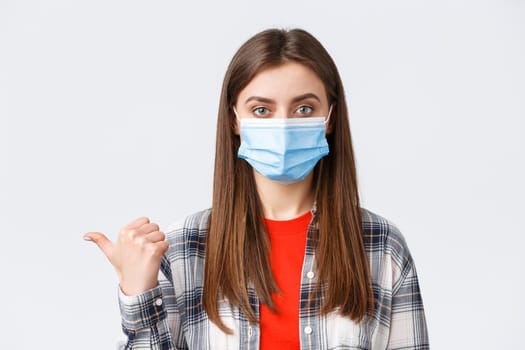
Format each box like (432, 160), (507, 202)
(125, 216), (150, 230)
(153, 240), (169, 256)
(145, 230), (166, 243)
(83, 232), (114, 259)
(137, 222), (160, 235)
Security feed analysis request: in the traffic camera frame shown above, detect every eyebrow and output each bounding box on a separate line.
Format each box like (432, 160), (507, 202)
(244, 93), (321, 105)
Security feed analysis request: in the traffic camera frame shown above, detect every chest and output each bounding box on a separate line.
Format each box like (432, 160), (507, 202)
(177, 304), (387, 350)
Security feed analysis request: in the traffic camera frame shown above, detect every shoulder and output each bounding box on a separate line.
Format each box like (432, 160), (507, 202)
(163, 208), (211, 259)
(160, 209), (211, 287)
(164, 208), (211, 239)
(360, 208), (415, 280)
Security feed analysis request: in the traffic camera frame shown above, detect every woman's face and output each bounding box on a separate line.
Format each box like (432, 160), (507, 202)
(233, 61), (331, 134)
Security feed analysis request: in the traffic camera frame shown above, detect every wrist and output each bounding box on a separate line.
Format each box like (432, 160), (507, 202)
(120, 279), (158, 296)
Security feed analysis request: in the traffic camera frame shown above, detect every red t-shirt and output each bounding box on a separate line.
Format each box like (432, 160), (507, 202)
(260, 210), (312, 350)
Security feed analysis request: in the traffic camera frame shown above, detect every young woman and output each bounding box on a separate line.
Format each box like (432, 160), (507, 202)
(84, 28), (429, 349)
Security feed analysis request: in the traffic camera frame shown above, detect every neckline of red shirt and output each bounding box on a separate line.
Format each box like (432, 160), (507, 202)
(263, 210), (313, 237)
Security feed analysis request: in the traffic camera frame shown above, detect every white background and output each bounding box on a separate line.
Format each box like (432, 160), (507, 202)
(1, 0), (524, 348)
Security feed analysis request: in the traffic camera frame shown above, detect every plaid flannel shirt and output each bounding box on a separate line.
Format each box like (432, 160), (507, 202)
(117, 207), (429, 349)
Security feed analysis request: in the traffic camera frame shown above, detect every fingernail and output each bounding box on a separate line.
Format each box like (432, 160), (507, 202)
(83, 235), (93, 242)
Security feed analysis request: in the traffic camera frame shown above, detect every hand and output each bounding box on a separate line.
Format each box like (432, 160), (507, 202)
(83, 217), (169, 296)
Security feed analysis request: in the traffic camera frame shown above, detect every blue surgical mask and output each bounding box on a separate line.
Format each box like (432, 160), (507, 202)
(234, 106), (333, 185)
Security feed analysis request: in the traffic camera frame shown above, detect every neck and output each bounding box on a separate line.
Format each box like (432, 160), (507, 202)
(253, 171), (315, 220)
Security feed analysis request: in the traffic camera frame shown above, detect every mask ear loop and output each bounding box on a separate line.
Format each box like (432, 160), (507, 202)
(324, 104), (334, 125)
(232, 106), (241, 121)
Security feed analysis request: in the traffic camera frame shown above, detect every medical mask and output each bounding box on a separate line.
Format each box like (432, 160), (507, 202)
(234, 106), (332, 185)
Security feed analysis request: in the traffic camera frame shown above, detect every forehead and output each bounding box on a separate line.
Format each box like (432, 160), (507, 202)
(237, 61), (328, 104)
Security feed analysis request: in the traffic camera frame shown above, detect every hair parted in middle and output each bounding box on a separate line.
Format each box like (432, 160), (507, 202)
(203, 28), (374, 334)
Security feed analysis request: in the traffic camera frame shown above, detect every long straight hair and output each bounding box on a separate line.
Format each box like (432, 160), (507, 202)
(203, 28), (374, 333)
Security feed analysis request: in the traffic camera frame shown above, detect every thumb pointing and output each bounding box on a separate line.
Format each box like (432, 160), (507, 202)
(83, 232), (114, 259)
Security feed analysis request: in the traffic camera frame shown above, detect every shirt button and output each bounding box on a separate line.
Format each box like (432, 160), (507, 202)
(304, 326), (313, 335)
(307, 271), (315, 279)
(155, 298), (163, 306)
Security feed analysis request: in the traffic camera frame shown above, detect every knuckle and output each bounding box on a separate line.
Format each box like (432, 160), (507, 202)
(157, 241), (169, 253)
(136, 236), (147, 246)
(117, 230), (128, 242)
(146, 244), (159, 256)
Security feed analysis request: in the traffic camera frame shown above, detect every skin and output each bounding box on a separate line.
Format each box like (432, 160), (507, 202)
(84, 217), (168, 296)
(234, 61), (331, 220)
(83, 61), (331, 296)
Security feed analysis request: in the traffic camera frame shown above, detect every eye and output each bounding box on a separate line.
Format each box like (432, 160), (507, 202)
(252, 106), (271, 117)
(295, 105), (313, 115)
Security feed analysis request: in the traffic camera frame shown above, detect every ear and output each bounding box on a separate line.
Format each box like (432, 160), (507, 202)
(326, 123), (333, 135)
(233, 117), (241, 135)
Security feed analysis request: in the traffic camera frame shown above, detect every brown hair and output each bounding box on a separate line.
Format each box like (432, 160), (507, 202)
(203, 28), (374, 333)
